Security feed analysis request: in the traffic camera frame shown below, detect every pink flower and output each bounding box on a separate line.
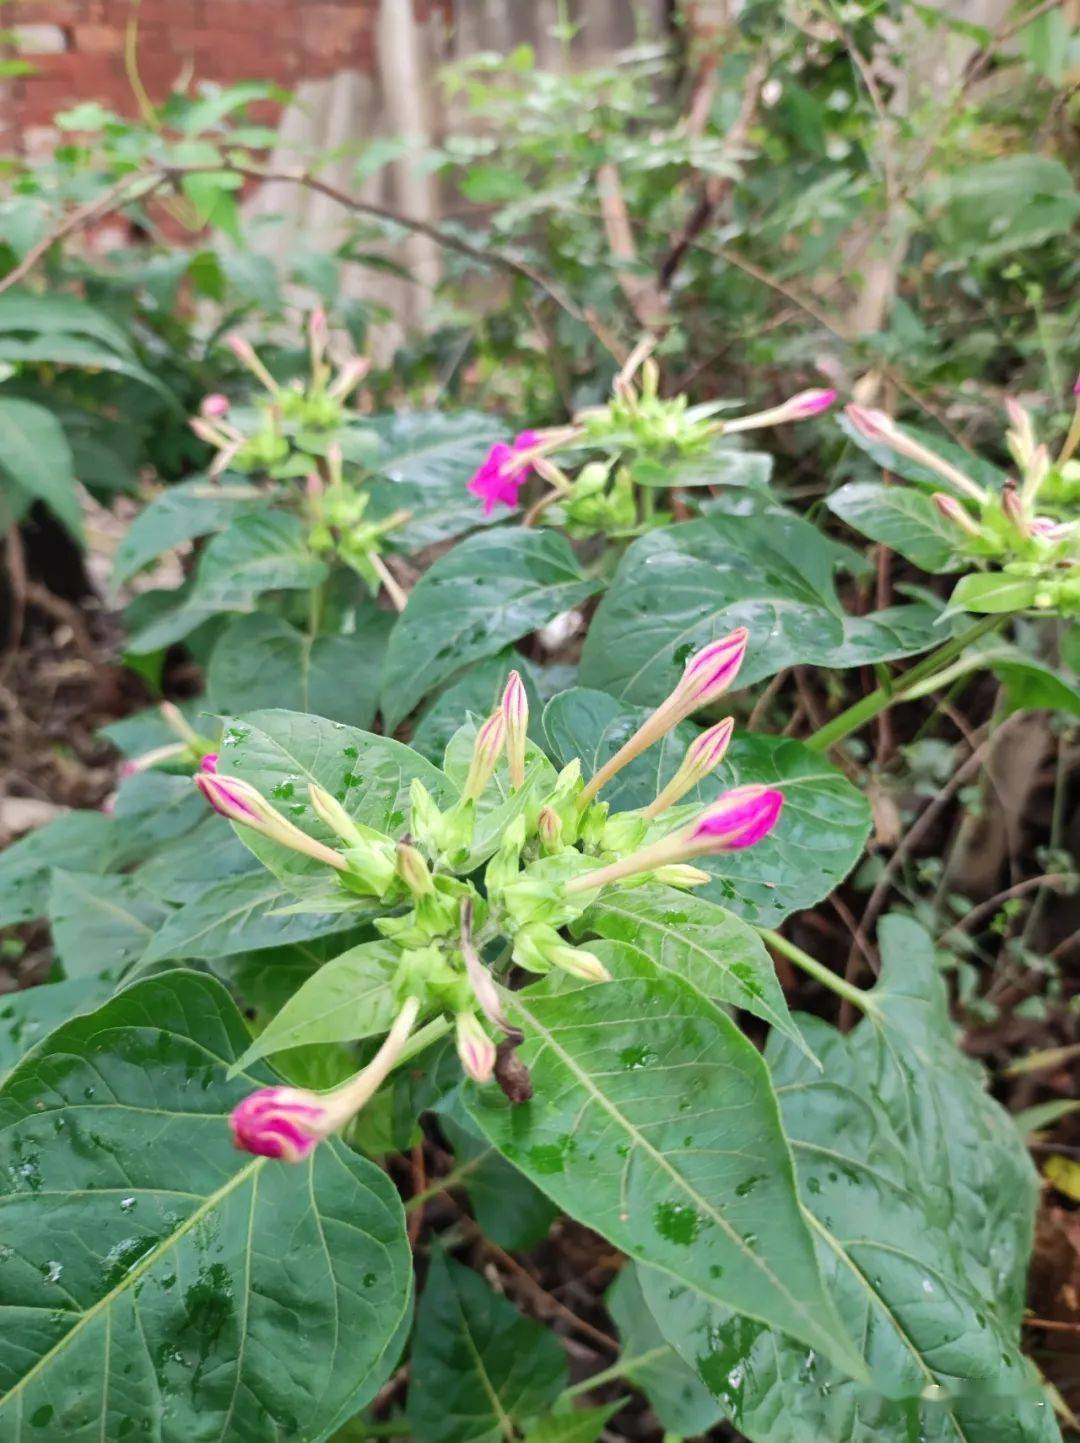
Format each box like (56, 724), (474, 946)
(685, 785), (784, 853)
(467, 431), (541, 514)
(200, 752), (219, 774)
(200, 394), (230, 420)
(230, 1086), (329, 1162)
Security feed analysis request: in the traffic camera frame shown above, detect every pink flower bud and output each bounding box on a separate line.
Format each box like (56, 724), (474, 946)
(230, 997), (421, 1162)
(309, 306), (328, 348)
(845, 404), (893, 444)
(306, 472), (324, 500)
(1031, 516), (1074, 543)
(196, 773), (348, 870)
(846, 406), (988, 504)
(578, 629), (748, 807)
(224, 333), (279, 393)
(932, 492), (981, 537)
(200, 752), (218, 774)
(786, 388), (836, 417)
(643, 716), (735, 818)
(1000, 483), (1029, 536)
(537, 806), (563, 853)
(230, 1086), (330, 1162)
(464, 710), (506, 800)
(327, 356), (370, 402)
(467, 430), (541, 515)
(119, 760), (138, 778)
(671, 630), (750, 715)
(683, 785), (784, 855)
(200, 393), (230, 420)
(724, 388), (838, 434)
(501, 670), (529, 789)
(456, 1013), (496, 1084)
(1074, 373), (1080, 397)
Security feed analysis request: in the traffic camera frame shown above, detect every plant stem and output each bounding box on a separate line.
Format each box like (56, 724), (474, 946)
(806, 616), (1002, 753)
(757, 928), (880, 1016)
(404, 1151), (490, 1213)
(559, 1346), (670, 1402)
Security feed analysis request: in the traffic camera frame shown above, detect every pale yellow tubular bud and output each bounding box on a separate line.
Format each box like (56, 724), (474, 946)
(642, 717), (734, 819)
(932, 493), (981, 538)
(396, 842), (434, 897)
(159, 700), (201, 746)
(501, 671), (529, 789)
(1019, 444), (1050, 507)
(308, 784), (366, 847)
(197, 774), (347, 870)
(537, 806), (563, 854)
(652, 864), (711, 888)
(464, 710), (506, 801)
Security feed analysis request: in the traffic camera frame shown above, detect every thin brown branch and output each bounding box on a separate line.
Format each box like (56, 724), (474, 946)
(596, 161), (669, 331)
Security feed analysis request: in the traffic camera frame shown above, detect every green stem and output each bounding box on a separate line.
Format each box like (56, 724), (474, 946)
(559, 1345), (670, 1402)
(405, 1150), (490, 1213)
(757, 928), (880, 1017)
(806, 616), (1003, 754)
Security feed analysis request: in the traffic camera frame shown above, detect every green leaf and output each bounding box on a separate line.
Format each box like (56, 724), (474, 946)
(580, 509), (938, 704)
(436, 1110), (558, 1252)
(0, 969), (412, 1441)
(363, 410), (507, 548)
(632, 446), (773, 489)
(468, 963), (867, 1382)
(407, 1250), (567, 1443)
(521, 1404), (621, 1443)
(0, 290), (136, 356)
(573, 884), (805, 1056)
(140, 870), (361, 964)
(638, 916), (1055, 1440)
(0, 812), (121, 927)
(0, 335), (180, 407)
(112, 477), (260, 584)
(47, 870), (169, 980)
(382, 529), (603, 730)
(545, 689), (871, 926)
(230, 938), (399, 1073)
(947, 572), (1040, 615)
(922, 154), (1080, 261)
(605, 1264), (722, 1435)
(828, 481), (962, 573)
(217, 709), (453, 879)
(0, 395), (81, 538)
(0, 974), (116, 1081)
(207, 609), (393, 728)
(133, 817), (260, 905)
(125, 512), (328, 654)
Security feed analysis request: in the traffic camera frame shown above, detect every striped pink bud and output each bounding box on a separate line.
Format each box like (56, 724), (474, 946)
(224, 332), (279, 393)
(644, 717), (734, 818)
(196, 773), (347, 870)
(846, 405), (988, 504)
(682, 785), (784, 855)
(230, 997), (421, 1161)
(932, 492), (981, 537)
(501, 670), (529, 789)
(464, 711), (506, 800)
(568, 785), (782, 894)
(456, 1013), (496, 1084)
(230, 1087), (330, 1162)
(725, 388), (837, 434)
(537, 806), (563, 853)
(200, 752), (218, 774)
(1000, 483), (1028, 535)
(200, 393), (230, 419)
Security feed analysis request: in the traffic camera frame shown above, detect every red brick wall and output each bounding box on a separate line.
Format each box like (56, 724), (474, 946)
(2, 0), (408, 150)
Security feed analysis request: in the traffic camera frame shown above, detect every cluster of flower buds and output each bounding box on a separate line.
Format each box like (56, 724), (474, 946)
(305, 442), (411, 607)
(465, 344), (835, 530)
(847, 388), (1079, 607)
(190, 309), (370, 480)
(210, 633), (784, 1164)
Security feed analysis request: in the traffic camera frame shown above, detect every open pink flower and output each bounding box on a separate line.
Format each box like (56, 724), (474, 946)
(468, 430), (540, 514)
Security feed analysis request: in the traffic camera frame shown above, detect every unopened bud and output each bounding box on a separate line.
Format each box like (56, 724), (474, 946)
(724, 388), (837, 434)
(200, 393), (230, 420)
(1020, 444), (1050, 505)
(200, 752), (218, 774)
(501, 671), (529, 789)
(537, 806), (563, 853)
(1000, 482), (1029, 536)
(578, 630), (747, 807)
(397, 841), (434, 897)
(643, 717), (734, 818)
(225, 332), (279, 393)
(196, 773), (348, 870)
(932, 492), (981, 537)
(652, 864), (711, 888)
(327, 356), (370, 402)
(230, 996), (420, 1161)
(464, 711), (506, 801)
(456, 1012), (497, 1084)
(513, 924), (611, 982)
(846, 405), (988, 504)
(309, 783), (365, 846)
